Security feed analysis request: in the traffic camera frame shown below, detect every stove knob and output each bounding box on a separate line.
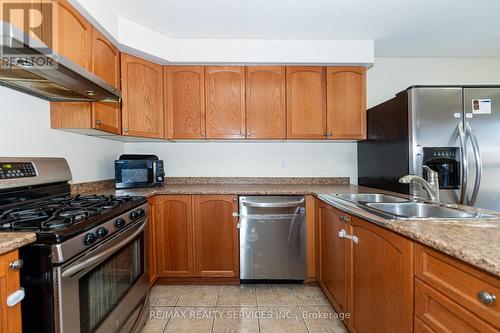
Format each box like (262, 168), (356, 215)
(130, 208), (145, 220)
(83, 232), (97, 246)
(114, 218), (126, 228)
(96, 227), (108, 238)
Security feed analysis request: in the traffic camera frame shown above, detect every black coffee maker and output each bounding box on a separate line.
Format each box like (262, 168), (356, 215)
(422, 147), (461, 189)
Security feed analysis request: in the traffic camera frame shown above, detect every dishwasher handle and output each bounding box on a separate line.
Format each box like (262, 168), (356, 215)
(242, 199), (305, 208)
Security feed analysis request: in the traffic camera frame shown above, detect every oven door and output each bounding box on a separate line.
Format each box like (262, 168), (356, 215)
(115, 160), (156, 189)
(54, 218), (149, 333)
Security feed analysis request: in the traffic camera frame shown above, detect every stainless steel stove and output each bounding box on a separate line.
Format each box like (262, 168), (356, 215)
(0, 157), (149, 333)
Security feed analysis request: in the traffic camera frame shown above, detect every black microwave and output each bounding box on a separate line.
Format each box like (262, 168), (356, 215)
(114, 154), (164, 189)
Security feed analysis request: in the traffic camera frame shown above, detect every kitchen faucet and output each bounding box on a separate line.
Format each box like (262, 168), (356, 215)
(399, 166), (440, 202)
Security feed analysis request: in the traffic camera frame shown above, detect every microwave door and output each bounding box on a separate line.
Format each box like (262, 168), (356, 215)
(115, 160), (154, 188)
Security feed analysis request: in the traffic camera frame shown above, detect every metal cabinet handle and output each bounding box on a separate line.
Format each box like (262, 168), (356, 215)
(6, 288), (25, 307)
(340, 215), (351, 223)
(338, 229), (359, 244)
(124, 128), (129, 132)
(322, 132), (327, 136)
(328, 133), (333, 136)
(95, 120), (102, 125)
(9, 259), (24, 271)
(477, 291), (496, 306)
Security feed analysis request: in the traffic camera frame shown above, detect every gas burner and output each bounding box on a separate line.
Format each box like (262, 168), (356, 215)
(0, 193), (145, 233)
(41, 218), (73, 230)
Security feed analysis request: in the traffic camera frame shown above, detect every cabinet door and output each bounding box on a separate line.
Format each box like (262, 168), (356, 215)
(53, 0), (92, 70)
(327, 67), (366, 140)
(246, 66), (286, 139)
(350, 217), (414, 333)
(121, 53), (164, 138)
(286, 67), (327, 139)
(0, 250), (22, 333)
(91, 27), (121, 134)
(164, 66), (206, 139)
(317, 201), (350, 314)
(194, 195), (239, 277)
(205, 67), (246, 139)
(49, 0), (92, 130)
(155, 195), (194, 277)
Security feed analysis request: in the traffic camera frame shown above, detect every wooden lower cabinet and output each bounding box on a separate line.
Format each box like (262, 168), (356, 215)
(317, 200), (414, 333)
(152, 195), (239, 279)
(414, 244), (500, 331)
(0, 250), (22, 333)
(317, 200), (350, 315)
(194, 195), (239, 277)
(154, 195), (194, 277)
(350, 216), (414, 333)
(414, 279), (497, 333)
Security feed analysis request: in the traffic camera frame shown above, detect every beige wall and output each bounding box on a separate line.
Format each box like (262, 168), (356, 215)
(367, 57), (500, 108)
(0, 86), (123, 183)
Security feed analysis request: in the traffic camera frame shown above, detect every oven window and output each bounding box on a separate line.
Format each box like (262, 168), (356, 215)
(122, 169), (149, 183)
(79, 236), (144, 333)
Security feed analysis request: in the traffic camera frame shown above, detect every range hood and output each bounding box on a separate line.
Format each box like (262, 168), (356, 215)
(0, 21), (121, 102)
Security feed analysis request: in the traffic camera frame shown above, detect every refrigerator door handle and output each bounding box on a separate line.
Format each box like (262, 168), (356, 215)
(458, 121), (468, 205)
(465, 122), (482, 206)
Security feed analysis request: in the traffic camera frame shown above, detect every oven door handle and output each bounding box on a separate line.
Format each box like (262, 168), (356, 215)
(61, 219), (146, 278)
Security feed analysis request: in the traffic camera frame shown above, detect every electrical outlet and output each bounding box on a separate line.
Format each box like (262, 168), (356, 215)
(280, 159), (288, 168)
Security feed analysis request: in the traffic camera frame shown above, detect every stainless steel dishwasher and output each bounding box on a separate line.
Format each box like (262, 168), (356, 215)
(239, 196), (306, 281)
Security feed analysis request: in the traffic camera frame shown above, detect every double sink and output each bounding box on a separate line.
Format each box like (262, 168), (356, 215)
(332, 193), (495, 220)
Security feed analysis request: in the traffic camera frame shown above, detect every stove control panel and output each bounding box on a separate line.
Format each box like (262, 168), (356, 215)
(0, 162), (36, 179)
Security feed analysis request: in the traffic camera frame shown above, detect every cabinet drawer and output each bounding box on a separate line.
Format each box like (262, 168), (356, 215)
(415, 245), (499, 329)
(415, 279), (497, 333)
(414, 316), (436, 333)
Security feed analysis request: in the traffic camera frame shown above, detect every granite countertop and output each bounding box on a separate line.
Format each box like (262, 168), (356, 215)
(77, 178), (500, 277)
(112, 183), (361, 197)
(317, 193), (500, 277)
(0, 233), (36, 255)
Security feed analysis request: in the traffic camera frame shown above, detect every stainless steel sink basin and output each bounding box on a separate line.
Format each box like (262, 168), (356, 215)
(336, 193), (409, 203)
(366, 202), (482, 219)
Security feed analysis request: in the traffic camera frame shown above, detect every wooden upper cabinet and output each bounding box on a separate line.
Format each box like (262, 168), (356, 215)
(194, 195), (239, 277)
(246, 66), (286, 139)
(121, 53), (164, 138)
(317, 201), (350, 315)
(286, 67), (327, 139)
(91, 27), (121, 134)
(53, 0), (92, 70)
(350, 216), (414, 333)
(327, 67), (366, 140)
(164, 66), (206, 139)
(91, 27), (120, 88)
(154, 195), (194, 277)
(205, 67), (246, 139)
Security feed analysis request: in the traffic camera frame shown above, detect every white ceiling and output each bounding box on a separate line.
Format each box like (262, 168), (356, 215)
(103, 0), (500, 57)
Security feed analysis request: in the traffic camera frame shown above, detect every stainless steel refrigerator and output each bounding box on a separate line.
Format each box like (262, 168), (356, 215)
(358, 85), (500, 212)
